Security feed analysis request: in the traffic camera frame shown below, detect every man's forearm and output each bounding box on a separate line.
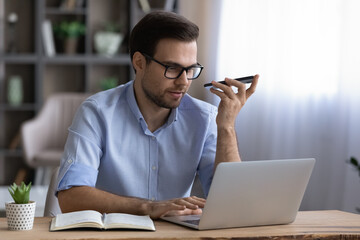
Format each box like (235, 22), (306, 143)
(214, 126), (241, 170)
(58, 186), (149, 215)
(210, 75), (259, 170)
(58, 186), (205, 219)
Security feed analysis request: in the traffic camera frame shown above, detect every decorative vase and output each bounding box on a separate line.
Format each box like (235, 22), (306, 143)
(5, 201), (36, 230)
(94, 32), (123, 57)
(7, 75), (23, 106)
(64, 38), (78, 54)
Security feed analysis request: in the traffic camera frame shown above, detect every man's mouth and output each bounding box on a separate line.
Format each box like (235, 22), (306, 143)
(168, 90), (185, 99)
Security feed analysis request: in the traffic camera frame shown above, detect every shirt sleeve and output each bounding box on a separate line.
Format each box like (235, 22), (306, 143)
(56, 99), (104, 193)
(197, 109), (218, 197)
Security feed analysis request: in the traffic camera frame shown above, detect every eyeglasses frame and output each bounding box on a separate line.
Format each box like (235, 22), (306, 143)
(141, 53), (204, 80)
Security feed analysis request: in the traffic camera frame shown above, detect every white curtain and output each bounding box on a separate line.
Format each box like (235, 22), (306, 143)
(180, 0), (360, 212)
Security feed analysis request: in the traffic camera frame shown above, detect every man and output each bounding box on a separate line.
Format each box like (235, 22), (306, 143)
(57, 11), (259, 219)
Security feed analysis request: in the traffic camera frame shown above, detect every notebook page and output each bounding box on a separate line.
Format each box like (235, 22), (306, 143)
(55, 210), (103, 228)
(104, 213), (155, 230)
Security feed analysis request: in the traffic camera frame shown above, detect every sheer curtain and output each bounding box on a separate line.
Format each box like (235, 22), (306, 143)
(180, 0), (360, 212)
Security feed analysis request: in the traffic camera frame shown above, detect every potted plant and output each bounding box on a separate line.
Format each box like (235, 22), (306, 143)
(100, 76), (119, 91)
(348, 157), (360, 213)
(5, 181), (36, 230)
(94, 22), (124, 57)
(53, 21), (86, 54)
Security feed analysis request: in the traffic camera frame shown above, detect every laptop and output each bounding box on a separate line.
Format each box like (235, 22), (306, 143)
(161, 158), (315, 230)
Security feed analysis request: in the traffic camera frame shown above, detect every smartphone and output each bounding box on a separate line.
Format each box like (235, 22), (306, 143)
(203, 76), (254, 87)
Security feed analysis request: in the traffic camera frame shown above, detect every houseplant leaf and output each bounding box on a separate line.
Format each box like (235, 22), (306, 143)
(8, 181), (32, 204)
(350, 157), (359, 167)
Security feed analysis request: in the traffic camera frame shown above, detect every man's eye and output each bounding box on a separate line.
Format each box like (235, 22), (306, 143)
(167, 67), (181, 72)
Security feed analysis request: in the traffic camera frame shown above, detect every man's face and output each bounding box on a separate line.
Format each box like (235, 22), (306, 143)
(140, 38), (198, 109)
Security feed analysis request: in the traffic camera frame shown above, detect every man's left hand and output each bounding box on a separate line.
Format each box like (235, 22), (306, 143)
(210, 75), (259, 128)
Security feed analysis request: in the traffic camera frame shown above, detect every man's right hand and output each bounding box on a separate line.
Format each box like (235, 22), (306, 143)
(146, 196), (206, 219)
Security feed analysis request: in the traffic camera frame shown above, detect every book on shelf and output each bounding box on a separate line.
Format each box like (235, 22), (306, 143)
(8, 131), (21, 150)
(60, 0), (77, 10)
(50, 210), (156, 231)
(164, 0), (176, 11)
(42, 20), (56, 57)
(75, 0), (85, 8)
(138, 0), (175, 13)
(138, 0), (151, 13)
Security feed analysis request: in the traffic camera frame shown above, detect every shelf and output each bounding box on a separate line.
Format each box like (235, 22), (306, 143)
(0, 54), (132, 65)
(0, 0), (177, 185)
(45, 7), (87, 15)
(0, 103), (37, 111)
(0, 54), (38, 64)
(0, 149), (22, 157)
(42, 54), (131, 65)
(87, 55), (131, 65)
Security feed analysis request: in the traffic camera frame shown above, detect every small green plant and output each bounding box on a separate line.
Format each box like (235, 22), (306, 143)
(349, 157), (360, 177)
(8, 181), (32, 204)
(100, 76), (119, 90)
(348, 157), (360, 212)
(53, 21), (86, 39)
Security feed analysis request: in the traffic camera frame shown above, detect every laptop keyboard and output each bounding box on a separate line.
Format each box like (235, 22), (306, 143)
(183, 219), (200, 226)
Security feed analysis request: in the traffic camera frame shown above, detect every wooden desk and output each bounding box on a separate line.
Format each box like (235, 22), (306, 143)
(1, 210), (360, 239)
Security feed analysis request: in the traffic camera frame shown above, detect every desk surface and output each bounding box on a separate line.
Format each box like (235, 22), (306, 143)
(1, 210), (360, 240)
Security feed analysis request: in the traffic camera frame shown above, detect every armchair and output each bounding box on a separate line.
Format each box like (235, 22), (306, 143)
(21, 92), (90, 185)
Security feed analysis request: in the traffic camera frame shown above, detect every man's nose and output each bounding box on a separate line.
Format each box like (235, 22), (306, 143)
(174, 70), (190, 85)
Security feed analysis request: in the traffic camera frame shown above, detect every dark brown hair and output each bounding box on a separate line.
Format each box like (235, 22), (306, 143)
(129, 11), (199, 62)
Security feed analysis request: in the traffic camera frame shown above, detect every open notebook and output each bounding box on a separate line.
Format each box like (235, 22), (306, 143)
(161, 158), (315, 230)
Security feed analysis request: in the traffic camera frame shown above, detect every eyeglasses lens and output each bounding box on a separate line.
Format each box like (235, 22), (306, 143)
(165, 66), (202, 80)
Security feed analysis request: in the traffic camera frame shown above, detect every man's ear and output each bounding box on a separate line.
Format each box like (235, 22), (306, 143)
(132, 52), (146, 73)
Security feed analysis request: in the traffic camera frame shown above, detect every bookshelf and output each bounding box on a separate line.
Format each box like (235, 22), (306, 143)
(0, 0), (177, 185)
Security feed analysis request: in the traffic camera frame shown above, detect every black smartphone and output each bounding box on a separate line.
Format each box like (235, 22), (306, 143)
(204, 76), (254, 87)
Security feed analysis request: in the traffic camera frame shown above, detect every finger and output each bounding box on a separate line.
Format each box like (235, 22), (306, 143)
(246, 74), (259, 99)
(191, 196), (206, 203)
(225, 78), (247, 92)
(165, 208), (203, 217)
(160, 197), (201, 211)
(209, 84), (235, 101)
(161, 197), (206, 216)
(153, 197), (205, 219)
(211, 80), (237, 99)
(156, 200), (196, 218)
(209, 86), (228, 100)
(149, 202), (186, 219)
(230, 79), (247, 102)
(175, 198), (200, 210)
(182, 196), (206, 208)
(160, 202), (187, 212)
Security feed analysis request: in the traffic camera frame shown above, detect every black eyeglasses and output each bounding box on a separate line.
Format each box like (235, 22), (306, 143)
(142, 53), (204, 80)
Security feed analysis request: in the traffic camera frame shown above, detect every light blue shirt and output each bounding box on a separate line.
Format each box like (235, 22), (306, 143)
(56, 81), (218, 200)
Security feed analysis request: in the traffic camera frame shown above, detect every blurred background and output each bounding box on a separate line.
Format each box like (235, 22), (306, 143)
(1, 0), (359, 215)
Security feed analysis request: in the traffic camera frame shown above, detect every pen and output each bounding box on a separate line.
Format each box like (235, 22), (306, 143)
(203, 76), (254, 87)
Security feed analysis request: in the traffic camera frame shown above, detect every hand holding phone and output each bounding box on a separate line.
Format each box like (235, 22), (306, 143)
(203, 76), (254, 87)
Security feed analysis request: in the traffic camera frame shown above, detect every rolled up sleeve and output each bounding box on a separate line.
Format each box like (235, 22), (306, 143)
(56, 99), (104, 193)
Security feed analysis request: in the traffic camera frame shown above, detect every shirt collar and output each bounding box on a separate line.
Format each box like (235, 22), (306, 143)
(167, 107), (178, 124)
(126, 81), (178, 130)
(126, 81), (143, 121)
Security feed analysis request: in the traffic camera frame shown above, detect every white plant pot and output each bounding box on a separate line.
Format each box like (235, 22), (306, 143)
(5, 201), (36, 230)
(94, 31), (123, 57)
(7, 75), (23, 106)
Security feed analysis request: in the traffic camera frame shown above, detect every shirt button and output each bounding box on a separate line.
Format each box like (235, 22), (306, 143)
(67, 159), (73, 164)
(152, 136), (156, 140)
(151, 197), (155, 201)
(152, 166), (156, 170)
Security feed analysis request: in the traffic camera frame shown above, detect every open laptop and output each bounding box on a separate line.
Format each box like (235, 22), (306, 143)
(161, 158), (315, 230)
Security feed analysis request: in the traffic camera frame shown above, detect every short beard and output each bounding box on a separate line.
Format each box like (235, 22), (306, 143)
(141, 77), (183, 109)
